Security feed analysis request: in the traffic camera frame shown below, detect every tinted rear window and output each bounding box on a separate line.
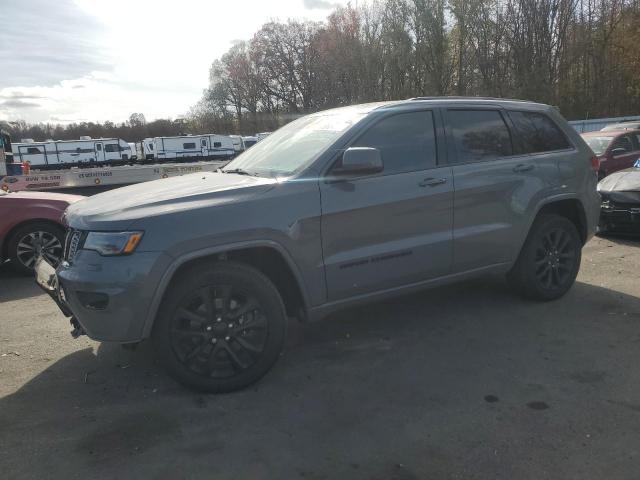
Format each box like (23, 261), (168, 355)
(448, 110), (512, 162)
(509, 111), (570, 153)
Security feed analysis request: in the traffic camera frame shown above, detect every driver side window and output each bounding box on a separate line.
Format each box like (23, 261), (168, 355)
(350, 111), (437, 175)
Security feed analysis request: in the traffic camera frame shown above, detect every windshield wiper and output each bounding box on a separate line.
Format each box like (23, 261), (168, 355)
(222, 168), (257, 176)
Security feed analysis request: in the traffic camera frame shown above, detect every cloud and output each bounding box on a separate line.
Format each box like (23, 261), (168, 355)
(302, 0), (339, 9)
(0, 92), (46, 101)
(0, 99), (42, 109)
(2, 0), (351, 124)
(0, 0), (112, 88)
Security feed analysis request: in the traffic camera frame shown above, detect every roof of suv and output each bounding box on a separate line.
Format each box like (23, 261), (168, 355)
(317, 97), (551, 117)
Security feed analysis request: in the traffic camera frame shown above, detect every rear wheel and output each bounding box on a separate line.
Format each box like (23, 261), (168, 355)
(7, 222), (65, 274)
(508, 214), (582, 301)
(152, 261), (287, 393)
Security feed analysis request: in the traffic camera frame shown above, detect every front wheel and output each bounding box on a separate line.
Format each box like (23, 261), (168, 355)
(152, 261), (287, 393)
(508, 214), (582, 301)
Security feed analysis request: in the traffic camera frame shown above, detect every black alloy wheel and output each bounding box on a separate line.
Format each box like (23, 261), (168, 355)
(533, 227), (576, 291)
(170, 284), (268, 379)
(153, 261), (287, 392)
(508, 214), (581, 301)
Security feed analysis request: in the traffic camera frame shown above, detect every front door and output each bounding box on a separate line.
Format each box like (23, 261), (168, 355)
(320, 110), (453, 301)
(94, 142), (105, 162)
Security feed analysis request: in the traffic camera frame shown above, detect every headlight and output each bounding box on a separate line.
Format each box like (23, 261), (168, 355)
(83, 231), (143, 256)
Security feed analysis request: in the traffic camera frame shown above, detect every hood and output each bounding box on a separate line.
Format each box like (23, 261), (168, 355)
(598, 168), (640, 193)
(0, 190), (85, 203)
(65, 171), (276, 230)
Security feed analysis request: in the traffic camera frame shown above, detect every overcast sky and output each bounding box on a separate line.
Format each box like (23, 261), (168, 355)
(0, 0), (347, 124)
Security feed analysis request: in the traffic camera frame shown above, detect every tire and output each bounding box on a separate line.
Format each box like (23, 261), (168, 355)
(7, 222), (65, 275)
(508, 214), (582, 301)
(152, 261), (287, 393)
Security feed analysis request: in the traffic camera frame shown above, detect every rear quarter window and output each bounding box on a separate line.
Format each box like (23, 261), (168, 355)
(508, 111), (571, 153)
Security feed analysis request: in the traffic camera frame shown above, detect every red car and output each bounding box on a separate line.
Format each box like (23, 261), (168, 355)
(581, 129), (640, 179)
(0, 190), (84, 273)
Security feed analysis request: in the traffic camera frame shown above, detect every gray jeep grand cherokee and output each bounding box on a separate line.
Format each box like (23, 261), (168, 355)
(37, 98), (601, 392)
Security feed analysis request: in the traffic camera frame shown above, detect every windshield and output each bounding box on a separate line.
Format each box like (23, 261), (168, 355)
(222, 109), (367, 177)
(584, 136), (613, 155)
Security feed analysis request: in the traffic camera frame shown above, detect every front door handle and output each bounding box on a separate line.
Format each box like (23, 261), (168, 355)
(419, 177), (447, 187)
(513, 163), (534, 173)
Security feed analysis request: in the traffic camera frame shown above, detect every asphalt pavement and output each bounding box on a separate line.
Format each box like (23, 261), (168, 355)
(1, 235), (639, 479)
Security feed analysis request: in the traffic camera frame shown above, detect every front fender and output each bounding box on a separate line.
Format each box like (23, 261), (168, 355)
(140, 239), (310, 338)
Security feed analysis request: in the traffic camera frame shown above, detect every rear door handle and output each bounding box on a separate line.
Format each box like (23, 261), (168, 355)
(419, 177), (447, 187)
(513, 163), (534, 173)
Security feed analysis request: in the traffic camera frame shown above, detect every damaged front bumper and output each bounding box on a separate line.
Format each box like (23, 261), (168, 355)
(34, 257), (86, 338)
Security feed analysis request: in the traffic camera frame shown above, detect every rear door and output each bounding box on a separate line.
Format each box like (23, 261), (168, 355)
(320, 109), (453, 300)
(445, 107), (567, 272)
(609, 134), (636, 173)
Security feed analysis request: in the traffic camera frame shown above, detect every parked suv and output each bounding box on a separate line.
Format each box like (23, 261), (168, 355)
(36, 98), (600, 392)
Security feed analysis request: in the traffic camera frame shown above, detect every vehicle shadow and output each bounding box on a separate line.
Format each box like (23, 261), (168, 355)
(2, 278), (640, 479)
(0, 263), (42, 302)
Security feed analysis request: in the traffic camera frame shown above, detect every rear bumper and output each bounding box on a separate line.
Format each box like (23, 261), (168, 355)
(38, 249), (172, 343)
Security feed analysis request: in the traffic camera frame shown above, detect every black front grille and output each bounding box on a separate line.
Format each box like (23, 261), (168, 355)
(63, 230), (82, 263)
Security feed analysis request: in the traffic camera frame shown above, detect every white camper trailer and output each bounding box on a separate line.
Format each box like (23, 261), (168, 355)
(139, 138), (155, 161)
(228, 135), (245, 153)
(256, 132), (272, 141)
(11, 138), (132, 169)
(127, 142), (138, 161)
(148, 134), (235, 162)
(242, 136), (258, 148)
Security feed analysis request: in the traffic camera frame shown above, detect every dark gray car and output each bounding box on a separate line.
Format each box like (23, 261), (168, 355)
(36, 98), (601, 392)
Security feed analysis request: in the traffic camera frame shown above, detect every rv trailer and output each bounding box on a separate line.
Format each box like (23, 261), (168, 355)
(242, 136), (258, 148)
(146, 134), (235, 162)
(256, 132), (272, 141)
(127, 142), (138, 161)
(228, 135), (245, 153)
(139, 138), (155, 161)
(11, 138), (133, 170)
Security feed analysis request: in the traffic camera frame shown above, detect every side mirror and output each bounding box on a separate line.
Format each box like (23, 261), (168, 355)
(611, 148), (627, 157)
(332, 147), (383, 178)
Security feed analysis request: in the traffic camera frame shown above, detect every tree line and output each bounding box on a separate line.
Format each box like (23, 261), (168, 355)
(4, 0), (640, 141)
(194, 0), (640, 133)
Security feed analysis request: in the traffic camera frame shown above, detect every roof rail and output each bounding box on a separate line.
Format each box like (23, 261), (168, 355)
(409, 96), (536, 103)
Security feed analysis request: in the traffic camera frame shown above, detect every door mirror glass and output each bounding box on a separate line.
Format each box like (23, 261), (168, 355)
(332, 147), (383, 177)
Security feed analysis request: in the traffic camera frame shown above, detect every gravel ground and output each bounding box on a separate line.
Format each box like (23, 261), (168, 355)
(1, 235), (639, 479)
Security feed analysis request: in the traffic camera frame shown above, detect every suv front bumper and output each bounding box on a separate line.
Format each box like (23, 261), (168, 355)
(35, 249), (172, 343)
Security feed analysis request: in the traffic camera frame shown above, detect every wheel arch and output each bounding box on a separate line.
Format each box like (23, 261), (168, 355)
(534, 197), (588, 244)
(142, 240), (310, 338)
